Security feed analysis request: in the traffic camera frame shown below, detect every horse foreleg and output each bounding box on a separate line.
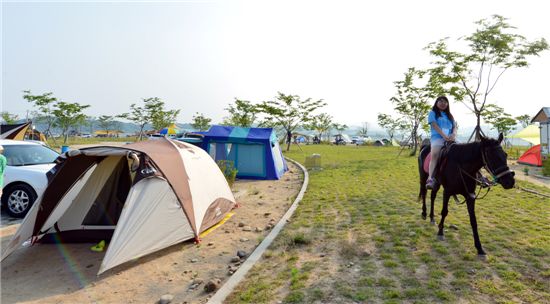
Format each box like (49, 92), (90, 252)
(466, 197), (486, 257)
(429, 184), (439, 225)
(437, 190), (450, 240)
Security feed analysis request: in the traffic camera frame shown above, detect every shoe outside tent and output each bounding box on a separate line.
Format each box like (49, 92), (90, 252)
(197, 125), (288, 180)
(1, 138), (236, 274)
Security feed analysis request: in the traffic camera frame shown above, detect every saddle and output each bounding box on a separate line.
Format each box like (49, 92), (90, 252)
(422, 142), (454, 178)
(423, 141), (492, 190)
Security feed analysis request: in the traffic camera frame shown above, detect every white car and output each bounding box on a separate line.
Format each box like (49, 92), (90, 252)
(1, 140), (59, 218)
(147, 134), (165, 140)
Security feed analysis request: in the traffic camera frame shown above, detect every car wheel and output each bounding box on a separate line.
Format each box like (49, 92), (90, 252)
(2, 184), (38, 218)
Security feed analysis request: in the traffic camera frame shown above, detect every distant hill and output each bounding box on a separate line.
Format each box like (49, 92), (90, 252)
(12, 118), (524, 140)
(17, 119), (199, 135)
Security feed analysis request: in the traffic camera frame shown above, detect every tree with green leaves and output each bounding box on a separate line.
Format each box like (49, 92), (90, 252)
(332, 123), (348, 144)
(22, 90), (58, 141)
(357, 122), (369, 138)
(425, 15), (548, 141)
(119, 101), (149, 140)
(191, 112), (212, 131)
(387, 67), (433, 156)
(97, 115), (115, 136)
(120, 97), (180, 138)
(377, 113), (403, 142)
(146, 98), (180, 131)
(515, 114), (531, 128)
(304, 113), (333, 141)
(256, 92), (326, 151)
(482, 104), (517, 138)
(1, 112), (19, 124)
(52, 101), (90, 144)
(222, 99), (257, 127)
(333, 123), (348, 134)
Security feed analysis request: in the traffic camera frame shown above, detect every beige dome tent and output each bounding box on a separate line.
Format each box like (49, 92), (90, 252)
(1, 138), (236, 274)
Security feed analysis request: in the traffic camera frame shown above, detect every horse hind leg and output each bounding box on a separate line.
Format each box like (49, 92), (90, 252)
(437, 190), (450, 240)
(419, 183), (427, 220)
(429, 184), (439, 225)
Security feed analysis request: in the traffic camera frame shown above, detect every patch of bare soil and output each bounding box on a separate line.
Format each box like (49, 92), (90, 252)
(508, 160), (550, 188)
(0, 162), (303, 304)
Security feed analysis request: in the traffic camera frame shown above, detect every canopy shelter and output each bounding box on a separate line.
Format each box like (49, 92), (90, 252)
(1, 138), (236, 274)
(160, 124), (179, 135)
(198, 125), (288, 180)
(1, 122), (31, 140)
(508, 125), (540, 145)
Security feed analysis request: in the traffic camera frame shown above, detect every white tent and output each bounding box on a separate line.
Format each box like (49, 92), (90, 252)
(1, 139), (236, 274)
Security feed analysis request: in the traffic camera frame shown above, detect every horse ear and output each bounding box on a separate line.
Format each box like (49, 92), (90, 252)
(498, 133), (504, 143)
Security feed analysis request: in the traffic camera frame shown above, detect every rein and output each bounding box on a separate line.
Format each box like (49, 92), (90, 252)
(454, 144), (513, 204)
(456, 167), (493, 204)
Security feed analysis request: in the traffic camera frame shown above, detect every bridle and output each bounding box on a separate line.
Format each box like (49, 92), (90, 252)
(455, 143), (514, 203)
(480, 145), (515, 182)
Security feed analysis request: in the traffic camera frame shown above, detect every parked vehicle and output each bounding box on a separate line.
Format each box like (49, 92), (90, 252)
(147, 134), (165, 140)
(1, 139), (59, 218)
(351, 136), (371, 145)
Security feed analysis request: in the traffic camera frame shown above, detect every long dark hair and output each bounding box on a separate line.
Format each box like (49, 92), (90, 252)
(432, 96), (454, 122)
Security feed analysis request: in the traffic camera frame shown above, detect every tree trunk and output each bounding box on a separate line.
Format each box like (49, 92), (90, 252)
(475, 114), (482, 141)
(409, 127), (418, 156)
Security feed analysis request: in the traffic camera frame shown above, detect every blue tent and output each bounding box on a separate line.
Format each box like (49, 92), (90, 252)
(198, 125), (288, 180)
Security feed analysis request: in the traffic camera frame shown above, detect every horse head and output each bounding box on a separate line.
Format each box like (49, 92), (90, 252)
(480, 133), (515, 189)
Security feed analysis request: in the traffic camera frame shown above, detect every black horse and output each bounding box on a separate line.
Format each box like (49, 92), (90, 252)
(418, 133), (515, 256)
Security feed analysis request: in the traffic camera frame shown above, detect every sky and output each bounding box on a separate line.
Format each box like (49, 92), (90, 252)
(2, 0), (549, 131)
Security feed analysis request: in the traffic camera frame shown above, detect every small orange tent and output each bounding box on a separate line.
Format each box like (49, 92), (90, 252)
(518, 144), (542, 167)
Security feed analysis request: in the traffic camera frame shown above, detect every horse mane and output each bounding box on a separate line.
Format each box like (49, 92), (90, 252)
(448, 137), (500, 163)
(447, 141), (482, 163)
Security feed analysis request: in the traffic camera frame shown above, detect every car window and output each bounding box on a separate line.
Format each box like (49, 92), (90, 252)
(3, 144), (59, 166)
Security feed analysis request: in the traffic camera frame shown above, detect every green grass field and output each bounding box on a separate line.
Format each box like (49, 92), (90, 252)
(228, 144), (550, 304)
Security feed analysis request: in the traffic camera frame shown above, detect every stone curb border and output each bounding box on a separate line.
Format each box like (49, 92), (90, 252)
(208, 158), (309, 304)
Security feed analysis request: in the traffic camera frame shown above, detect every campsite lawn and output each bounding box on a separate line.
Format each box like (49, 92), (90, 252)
(227, 145), (550, 303)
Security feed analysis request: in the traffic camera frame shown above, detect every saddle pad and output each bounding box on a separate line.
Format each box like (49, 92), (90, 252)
(423, 153), (431, 174)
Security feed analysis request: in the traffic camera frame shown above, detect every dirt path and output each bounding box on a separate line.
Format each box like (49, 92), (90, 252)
(508, 160), (550, 189)
(1, 162), (303, 304)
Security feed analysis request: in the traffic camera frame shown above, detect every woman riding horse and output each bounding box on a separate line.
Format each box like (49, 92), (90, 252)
(419, 132), (516, 257)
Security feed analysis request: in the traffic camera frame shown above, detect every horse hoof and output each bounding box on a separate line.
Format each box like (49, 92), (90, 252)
(422, 214), (427, 220)
(437, 235), (445, 241)
(430, 219), (436, 225)
(477, 254), (488, 261)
